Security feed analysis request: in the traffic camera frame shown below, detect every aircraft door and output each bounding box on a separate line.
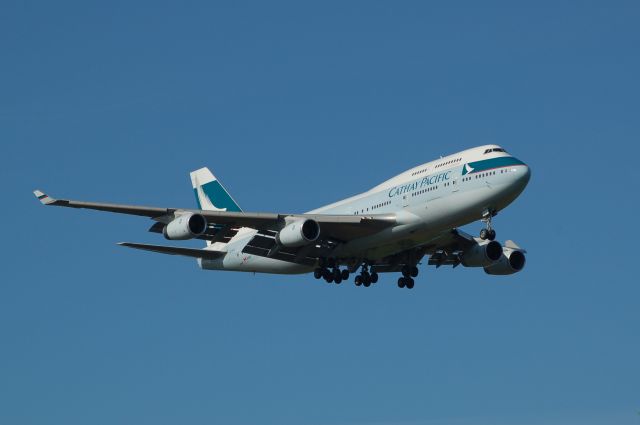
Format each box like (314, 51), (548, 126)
(451, 173), (460, 193)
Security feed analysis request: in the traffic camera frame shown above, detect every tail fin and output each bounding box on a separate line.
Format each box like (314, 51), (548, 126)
(190, 167), (242, 212)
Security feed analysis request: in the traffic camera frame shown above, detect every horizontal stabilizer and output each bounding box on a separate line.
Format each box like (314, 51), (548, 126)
(118, 242), (225, 259)
(505, 240), (527, 252)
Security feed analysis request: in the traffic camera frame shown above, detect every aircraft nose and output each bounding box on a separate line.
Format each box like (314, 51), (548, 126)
(520, 163), (531, 182)
(514, 161), (531, 188)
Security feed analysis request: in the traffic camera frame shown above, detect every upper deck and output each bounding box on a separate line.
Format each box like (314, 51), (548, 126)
(369, 145), (510, 192)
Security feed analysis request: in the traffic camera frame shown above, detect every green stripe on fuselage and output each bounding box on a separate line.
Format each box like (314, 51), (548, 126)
(464, 156), (525, 175)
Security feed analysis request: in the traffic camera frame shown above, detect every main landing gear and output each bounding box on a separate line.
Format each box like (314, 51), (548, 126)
(479, 209), (497, 241)
(315, 259), (420, 290)
(315, 260), (379, 288)
(354, 264), (378, 288)
(314, 266), (349, 284)
(314, 258), (350, 285)
(397, 264), (418, 289)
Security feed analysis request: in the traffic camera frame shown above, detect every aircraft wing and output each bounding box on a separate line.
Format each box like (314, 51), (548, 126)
(33, 190), (396, 243)
(369, 229), (481, 273)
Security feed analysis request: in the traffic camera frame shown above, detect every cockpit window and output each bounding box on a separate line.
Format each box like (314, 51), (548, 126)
(484, 148), (507, 154)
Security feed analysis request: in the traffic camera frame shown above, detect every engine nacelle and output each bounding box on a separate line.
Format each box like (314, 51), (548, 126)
(163, 213), (207, 240)
(460, 240), (503, 267)
(483, 248), (526, 275)
(276, 218), (320, 248)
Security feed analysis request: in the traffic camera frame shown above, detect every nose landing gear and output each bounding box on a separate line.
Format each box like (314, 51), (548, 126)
(479, 209), (497, 241)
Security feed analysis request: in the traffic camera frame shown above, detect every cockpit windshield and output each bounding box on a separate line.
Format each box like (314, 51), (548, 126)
(484, 148), (507, 154)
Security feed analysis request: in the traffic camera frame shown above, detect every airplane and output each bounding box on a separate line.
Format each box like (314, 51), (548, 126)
(33, 144), (531, 289)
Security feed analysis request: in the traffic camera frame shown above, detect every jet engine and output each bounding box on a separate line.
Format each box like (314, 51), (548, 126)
(163, 212), (207, 240)
(276, 218), (320, 248)
(460, 240), (503, 267)
(483, 247), (526, 275)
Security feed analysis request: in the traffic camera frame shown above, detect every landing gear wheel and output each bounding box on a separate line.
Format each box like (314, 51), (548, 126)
(401, 265), (411, 277)
(406, 278), (415, 289)
(334, 276), (342, 284)
(325, 275), (334, 283)
(363, 278), (371, 287)
(410, 266), (419, 278)
(333, 269), (341, 281)
(397, 277), (406, 288)
(341, 269), (349, 281)
(480, 209), (497, 241)
(355, 275), (362, 286)
(370, 271), (379, 284)
(314, 268), (323, 279)
(322, 268), (333, 282)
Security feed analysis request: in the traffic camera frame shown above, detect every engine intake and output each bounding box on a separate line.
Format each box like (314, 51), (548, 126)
(163, 213), (207, 240)
(484, 248), (526, 275)
(460, 240), (503, 268)
(276, 218), (320, 248)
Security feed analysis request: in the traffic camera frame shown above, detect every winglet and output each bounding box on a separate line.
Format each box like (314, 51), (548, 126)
(33, 190), (56, 205)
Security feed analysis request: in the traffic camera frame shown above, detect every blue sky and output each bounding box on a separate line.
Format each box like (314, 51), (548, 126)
(2, 1), (639, 424)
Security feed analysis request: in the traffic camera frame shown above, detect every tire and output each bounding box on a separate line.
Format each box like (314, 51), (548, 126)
(480, 228), (489, 240)
(335, 276), (342, 284)
(314, 268), (323, 279)
(397, 277), (406, 288)
(370, 272), (379, 283)
(410, 266), (419, 277)
(488, 229), (496, 241)
(363, 279), (371, 287)
(401, 265), (410, 277)
(341, 269), (349, 281)
(355, 275), (362, 286)
(406, 278), (415, 289)
(334, 269), (341, 281)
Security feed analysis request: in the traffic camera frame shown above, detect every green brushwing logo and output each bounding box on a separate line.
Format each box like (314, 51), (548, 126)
(462, 163), (475, 175)
(194, 180), (242, 212)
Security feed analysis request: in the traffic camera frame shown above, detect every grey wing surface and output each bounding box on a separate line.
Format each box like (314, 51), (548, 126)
(370, 229), (480, 272)
(34, 190), (397, 264)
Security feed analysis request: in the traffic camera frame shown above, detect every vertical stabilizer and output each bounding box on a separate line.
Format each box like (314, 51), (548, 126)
(190, 167), (243, 212)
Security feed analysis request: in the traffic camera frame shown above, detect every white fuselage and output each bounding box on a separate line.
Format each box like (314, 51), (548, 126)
(199, 145), (531, 274)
